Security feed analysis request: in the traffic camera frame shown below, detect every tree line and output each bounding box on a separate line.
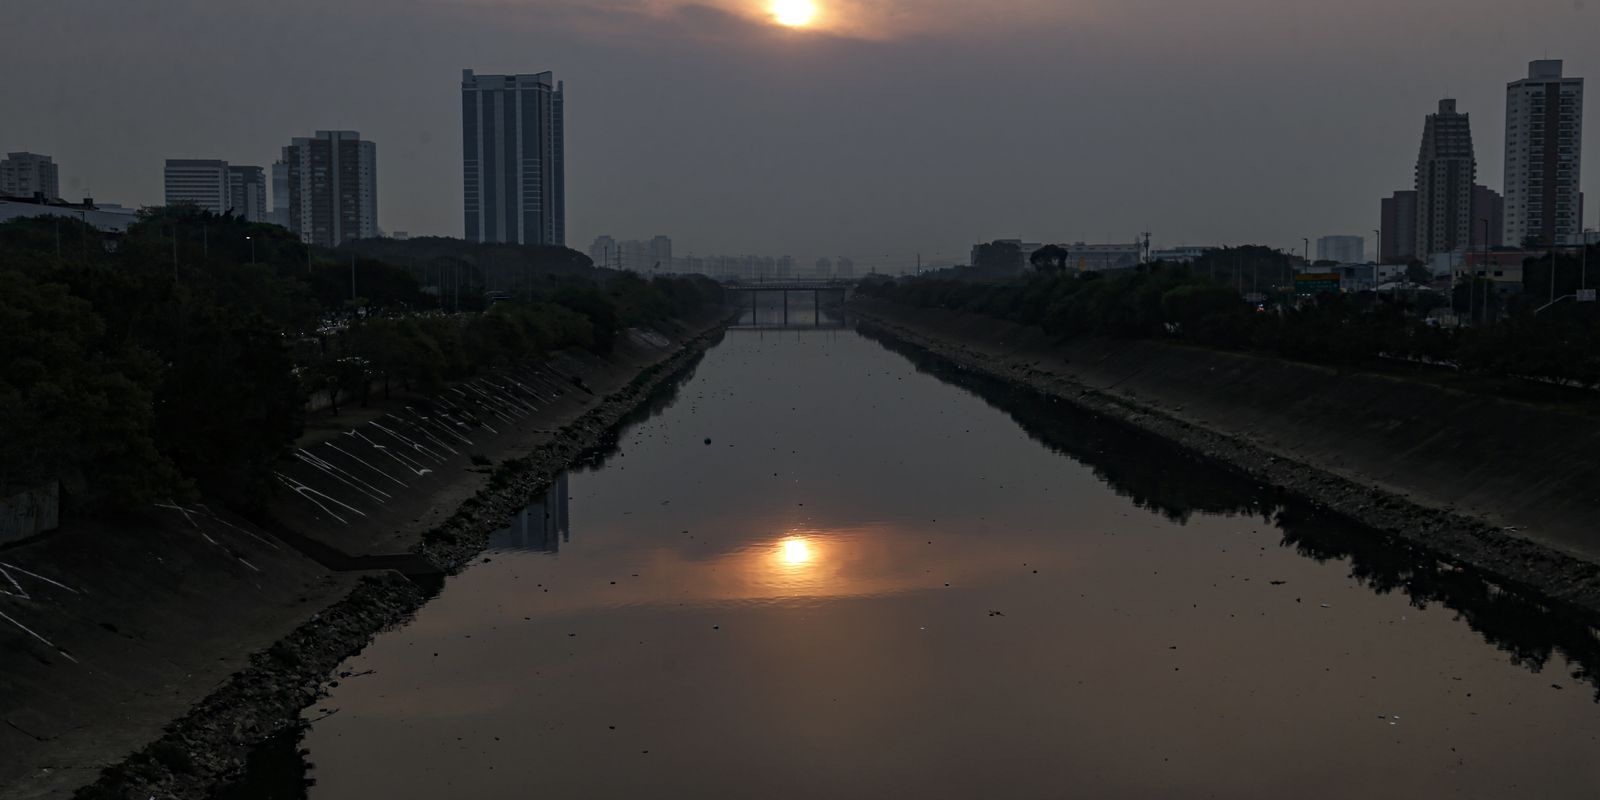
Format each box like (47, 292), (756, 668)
(858, 245), (1600, 390)
(0, 206), (722, 516)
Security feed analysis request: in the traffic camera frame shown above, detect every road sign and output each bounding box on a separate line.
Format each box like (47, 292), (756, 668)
(1578, 289), (1597, 303)
(1294, 272), (1340, 295)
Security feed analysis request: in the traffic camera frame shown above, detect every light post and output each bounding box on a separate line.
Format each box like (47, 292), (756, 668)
(1372, 228), (1382, 288)
(1584, 228), (1594, 291)
(246, 235), (255, 266)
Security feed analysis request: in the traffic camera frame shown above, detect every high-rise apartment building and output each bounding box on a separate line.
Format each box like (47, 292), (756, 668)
(0, 152), (60, 199)
(1316, 235), (1366, 264)
(1380, 190), (1418, 263)
(269, 161), (290, 227)
(227, 165), (267, 222)
(1504, 60), (1584, 246)
(461, 69), (565, 246)
(649, 236), (673, 272)
(164, 159), (231, 214)
(1414, 99), (1476, 258)
(281, 131), (377, 247)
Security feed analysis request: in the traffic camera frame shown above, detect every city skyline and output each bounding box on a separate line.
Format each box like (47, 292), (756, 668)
(2, 1), (1596, 263)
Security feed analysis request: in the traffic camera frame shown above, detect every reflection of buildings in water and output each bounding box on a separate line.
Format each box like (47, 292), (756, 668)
(489, 473), (570, 552)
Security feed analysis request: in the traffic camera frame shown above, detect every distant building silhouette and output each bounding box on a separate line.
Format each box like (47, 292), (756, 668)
(280, 131), (377, 246)
(227, 165), (267, 222)
(650, 235), (673, 272)
(1316, 235), (1365, 264)
(589, 235), (617, 268)
(164, 159), (231, 214)
(269, 161), (289, 227)
(1504, 60), (1584, 246)
(461, 69), (565, 246)
(1380, 190), (1418, 263)
(1413, 99), (1476, 258)
(0, 152), (59, 200)
(1471, 184), (1504, 249)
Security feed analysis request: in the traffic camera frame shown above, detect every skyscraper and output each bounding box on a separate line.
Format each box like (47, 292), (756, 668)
(164, 159), (231, 214)
(1380, 190), (1418, 263)
(281, 131), (377, 247)
(1414, 99), (1476, 258)
(0, 152), (60, 199)
(461, 69), (565, 246)
(1504, 60), (1584, 247)
(227, 165), (267, 222)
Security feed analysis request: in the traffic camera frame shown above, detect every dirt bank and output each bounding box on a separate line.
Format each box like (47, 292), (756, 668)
(851, 299), (1600, 615)
(0, 313), (731, 800)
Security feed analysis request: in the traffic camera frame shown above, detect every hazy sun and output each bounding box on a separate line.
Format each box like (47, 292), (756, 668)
(771, 0), (817, 27)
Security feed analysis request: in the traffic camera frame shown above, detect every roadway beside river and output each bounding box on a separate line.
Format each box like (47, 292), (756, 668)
(849, 297), (1600, 615)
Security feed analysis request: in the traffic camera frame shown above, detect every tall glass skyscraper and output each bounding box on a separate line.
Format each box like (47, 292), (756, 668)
(461, 69), (565, 246)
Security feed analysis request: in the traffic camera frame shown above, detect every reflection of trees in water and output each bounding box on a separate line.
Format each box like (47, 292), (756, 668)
(1280, 507), (1600, 702)
(573, 344), (713, 471)
(863, 325), (1600, 701)
(210, 725), (312, 799)
(862, 328), (1278, 525)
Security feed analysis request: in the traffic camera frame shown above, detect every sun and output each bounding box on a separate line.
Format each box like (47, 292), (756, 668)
(771, 0), (817, 27)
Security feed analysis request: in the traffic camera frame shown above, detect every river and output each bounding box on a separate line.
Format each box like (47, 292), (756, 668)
(224, 312), (1600, 798)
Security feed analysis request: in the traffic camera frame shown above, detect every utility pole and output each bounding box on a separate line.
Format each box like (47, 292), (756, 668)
(1480, 218), (1490, 323)
(351, 252), (357, 305)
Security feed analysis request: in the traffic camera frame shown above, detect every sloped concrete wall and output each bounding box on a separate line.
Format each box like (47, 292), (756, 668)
(0, 481), (60, 546)
(854, 300), (1600, 563)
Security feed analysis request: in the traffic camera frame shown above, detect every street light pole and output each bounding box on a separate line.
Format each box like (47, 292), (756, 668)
(246, 235), (255, 266)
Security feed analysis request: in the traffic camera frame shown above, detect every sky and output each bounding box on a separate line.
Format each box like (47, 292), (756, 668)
(4, 0), (1598, 269)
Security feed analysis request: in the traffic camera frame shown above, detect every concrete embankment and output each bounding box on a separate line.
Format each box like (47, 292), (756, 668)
(851, 299), (1600, 613)
(0, 311), (732, 800)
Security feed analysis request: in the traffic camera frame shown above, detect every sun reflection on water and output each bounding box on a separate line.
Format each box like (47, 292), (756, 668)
(780, 536), (813, 565)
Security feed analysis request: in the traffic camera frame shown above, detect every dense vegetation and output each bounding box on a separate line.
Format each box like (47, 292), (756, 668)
(859, 245), (1600, 389)
(0, 207), (722, 515)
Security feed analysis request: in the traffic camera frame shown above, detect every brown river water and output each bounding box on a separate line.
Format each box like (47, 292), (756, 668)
(222, 308), (1600, 799)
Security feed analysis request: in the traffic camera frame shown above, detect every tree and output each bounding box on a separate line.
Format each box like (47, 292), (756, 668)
(1405, 262), (1432, 284)
(1030, 244), (1071, 274)
(0, 270), (183, 513)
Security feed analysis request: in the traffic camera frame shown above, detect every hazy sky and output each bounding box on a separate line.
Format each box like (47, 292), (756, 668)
(5, 0), (1597, 267)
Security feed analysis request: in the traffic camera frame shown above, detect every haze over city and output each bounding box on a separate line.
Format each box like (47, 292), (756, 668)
(5, 0), (1597, 265)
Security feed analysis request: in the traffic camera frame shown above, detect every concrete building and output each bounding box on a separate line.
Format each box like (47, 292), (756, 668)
(1151, 247), (1213, 263)
(1381, 190), (1418, 263)
(269, 161), (290, 227)
(836, 257), (856, 278)
(1504, 60), (1584, 247)
(0, 152), (60, 200)
(0, 196), (138, 233)
(620, 239), (650, 272)
(1414, 99), (1477, 258)
(588, 235), (617, 268)
(227, 165), (267, 222)
(650, 235), (673, 272)
(1471, 184), (1504, 249)
(1316, 235), (1366, 264)
(461, 69), (565, 246)
(281, 131), (377, 247)
(815, 257), (833, 278)
(164, 159), (231, 214)
(1062, 242), (1142, 271)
